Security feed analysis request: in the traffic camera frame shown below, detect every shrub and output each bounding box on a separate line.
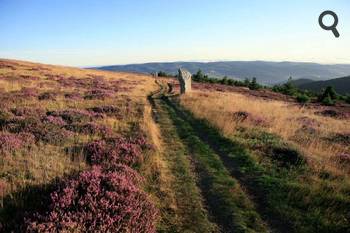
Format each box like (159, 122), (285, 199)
(0, 133), (23, 153)
(84, 89), (114, 100)
(6, 117), (73, 145)
(20, 87), (39, 98)
(334, 153), (350, 166)
(84, 140), (107, 164)
(319, 86), (337, 105)
(11, 108), (45, 118)
(0, 110), (13, 129)
(25, 166), (158, 233)
(272, 77), (297, 96)
(315, 109), (345, 119)
(320, 86), (337, 100)
(296, 94), (310, 103)
(269, 146), (306, 168)
(38, 92), (57, 101)
(42, 115), (66, 126)
(84, 136), (146, 166)
(64, 92), (82, 100)
(248, 77), (261, 90)
(157, 71), (172, 77)
(0, 132), (34, 153)
(35, 126), (73, 145)
(5, 117), (42, 134)
(346, 95), (350, 104)
(88, 105), (120, 117)
(322, 94), (335, 106)
(65, 123), (112, 136)
(48, 109), (95, 124)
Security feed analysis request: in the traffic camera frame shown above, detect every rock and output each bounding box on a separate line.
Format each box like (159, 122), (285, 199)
(178, 68), (192, 94)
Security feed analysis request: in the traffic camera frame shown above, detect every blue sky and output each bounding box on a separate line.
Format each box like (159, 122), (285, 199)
(0, 0), (349, 66)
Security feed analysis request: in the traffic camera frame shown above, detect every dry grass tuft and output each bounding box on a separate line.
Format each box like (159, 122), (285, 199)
(180, 90), (350, 175)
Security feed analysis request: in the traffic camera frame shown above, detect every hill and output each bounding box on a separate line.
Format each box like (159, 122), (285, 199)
(1, 58), (350, 233)
(97, 61), (350, 85)
(297, 76), (350, 95)
(289, 78), (315, 86)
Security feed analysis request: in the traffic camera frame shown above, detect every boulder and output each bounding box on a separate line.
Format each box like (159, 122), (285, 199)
(178, 68), (192, 94)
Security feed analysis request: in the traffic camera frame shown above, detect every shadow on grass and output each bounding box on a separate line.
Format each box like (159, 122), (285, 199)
(0, 173), (77, 233)
(162, 96), (350, 233)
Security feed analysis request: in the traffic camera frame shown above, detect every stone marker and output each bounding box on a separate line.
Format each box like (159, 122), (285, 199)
(178, 68), (192, 94)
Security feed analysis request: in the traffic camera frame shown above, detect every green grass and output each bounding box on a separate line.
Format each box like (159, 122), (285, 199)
(169, 96), (350, 233)
(162, 96), (269, 233)
(151, 97), (217, 233)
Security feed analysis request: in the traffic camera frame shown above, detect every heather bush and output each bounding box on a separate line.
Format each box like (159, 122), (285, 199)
(47, 109), (95, 124)
(64, 92), (82, 100)
(19, 74), (40, 81)
(18, 132), (36, 146)
(84, 136), (147, 166)
(65, 122), (113, 136)
(83, 140), (107, 164)
(25, 166), (158, 233)
(315, 109), (346, 119)
(5, 117), (41, 134)
(84, 89), (114, 100)
(88, 105), (121, 117)
(0, 132), (34, 153)
(38, 92), (57, 101)
(56, 76), (87, 88)
(107, 137), (143, 166)
(0, 133), (23, 153)
(34, 126), (73, 145)
(20, 87), (39, 98)
(6, 117), (73, 145)
(232, 111), (269, 127)
(0, 110), (13, 129)
(11, 107), (45, 118)
(42, 115), (66, 126)
(334, 153), (350, 164)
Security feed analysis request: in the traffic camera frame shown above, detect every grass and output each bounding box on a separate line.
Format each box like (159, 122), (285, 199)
(2, 58), (349, 232)
(163, 96), (269, 233)
(0, 59), (159, 231)
(173, 92), (350, 233)
(180, 90), (350, 175)
(141, 89), (217, 233)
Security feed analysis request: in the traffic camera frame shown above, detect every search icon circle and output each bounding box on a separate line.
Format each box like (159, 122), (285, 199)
(319, 11), (339, 38)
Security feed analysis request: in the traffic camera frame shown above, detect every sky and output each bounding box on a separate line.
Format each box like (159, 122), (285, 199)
(0, 0), (350, 66)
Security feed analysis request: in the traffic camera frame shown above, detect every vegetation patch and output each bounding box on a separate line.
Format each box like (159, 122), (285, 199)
(25, 166), (158, 233)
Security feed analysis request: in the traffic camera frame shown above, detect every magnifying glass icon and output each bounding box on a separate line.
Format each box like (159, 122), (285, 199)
(319, 11), (340, 38)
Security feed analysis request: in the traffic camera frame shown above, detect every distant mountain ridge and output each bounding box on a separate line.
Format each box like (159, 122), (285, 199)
(296, 76), (350, 95)
(96, 61), (350, 85)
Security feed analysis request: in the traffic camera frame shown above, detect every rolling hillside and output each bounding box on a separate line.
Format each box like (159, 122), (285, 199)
(97, 61), (350, 85)
(297, 76), (350, 95)
(1, 59), (350, 233)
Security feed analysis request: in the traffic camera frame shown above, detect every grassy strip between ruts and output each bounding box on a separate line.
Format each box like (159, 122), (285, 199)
(167, 96), (350, 233)
(161, 96), (269, 233)
(145, 94), (217, 233)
